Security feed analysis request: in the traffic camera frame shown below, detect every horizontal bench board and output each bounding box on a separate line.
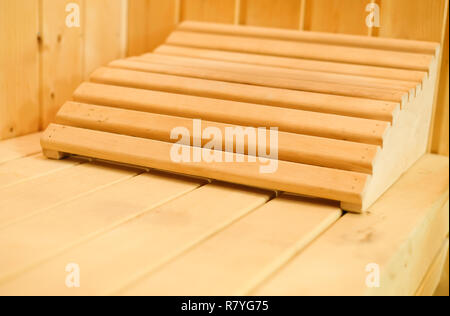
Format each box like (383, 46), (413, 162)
(0, 162), (138, 228)
(253, 155), (449, 295)
(121, 195), (342, 296)
(0, 172), (203, 283)
(0, 183), (270, 295)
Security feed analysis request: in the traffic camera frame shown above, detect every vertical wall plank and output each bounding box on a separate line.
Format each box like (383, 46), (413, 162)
(127, 0), (149, 56)
(378, 0), (447, 41)
(128, 0), (178, 56)
(180, 0), (236, 23)
(145, 0), (178, 52)
(431, 15), (449, 156)
(303, 0), (369, 35)
(40, 0), (84, 128)
(242, 0), (301, 29)
(84, 0), (127, 77)
(0, 0), (40, 140)
(377, 0), (448, 156)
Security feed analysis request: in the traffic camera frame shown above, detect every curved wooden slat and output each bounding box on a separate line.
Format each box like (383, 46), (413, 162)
(75, 81), (390, 146)
(110, 58), (410, 102)
(166, 31), (435, 71)
(154, 45), (426, 83)
(177, 21), (440, 56)
(56, 101), (379, 174)
(41, 124), (370, 205)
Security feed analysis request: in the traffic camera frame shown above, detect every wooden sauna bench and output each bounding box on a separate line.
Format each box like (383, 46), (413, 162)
(0, 133), (448, 296)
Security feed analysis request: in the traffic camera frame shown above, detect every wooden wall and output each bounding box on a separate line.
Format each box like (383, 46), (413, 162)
(0, 0), (127, 138)
(1, 0), (448, 156)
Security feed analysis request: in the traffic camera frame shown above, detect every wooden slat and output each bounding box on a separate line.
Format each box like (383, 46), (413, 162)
(40, 0), (84, 128)
(88, 68), (399, 124)
(135, 54), (416, 93)
(0, 133), (43, 164)
(0, 162), (139, 228)
(180, 0), (236, 23)
(0, 154), (81, 189)
(166, 31), (435, 71)
(42, 124), (370, 205)
(241, 0), (301, 29)
(56, 101), (379, 174)
(176, 20), (440, 55)
(416, 238), (449, 296)
(253, 154), (449, 296)
(109, 59), (403, 102)
(0, 172), (203, 283)
(120, 195), (341, 296)
(155, 45), (427, 82)
(0, 183), (269, 295)
(0, 0), (39, 139)
(431, 14), (449, 156)
(76, 80), (389, 146)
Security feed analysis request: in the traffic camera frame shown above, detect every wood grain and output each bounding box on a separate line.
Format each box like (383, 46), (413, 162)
(121, 195), (341, 296)
(0, 162), (139, 228)
(0, 133), (43, 165)
(416, 238), (449, 296)
(180, 0), (236, 23)
(127, 0), (179, 56)
(166, 31), (434, 71)
(40, 0), (84, 128)
(242, 0), (301, 29)
(0, 154), (80, 189)
(84, 0), (127, 77)
(431, 12), (449, 156)
(136, 53), (416, 93)
(304, 0), (369, 35)
(378, 0), (447, 41)
(0, 183), (269, 295)
(88, 69), (399, 123)
(155, 45), (427, 82)
(56, 101), (380, 173)
(0, 0), (39, 140)
(42, 124), (370, 205)
(253, 154), (449, 296)
(0, 171), (203, 283)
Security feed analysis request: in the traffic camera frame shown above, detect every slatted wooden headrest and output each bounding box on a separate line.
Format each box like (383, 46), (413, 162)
(41, 21), (440, 213)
